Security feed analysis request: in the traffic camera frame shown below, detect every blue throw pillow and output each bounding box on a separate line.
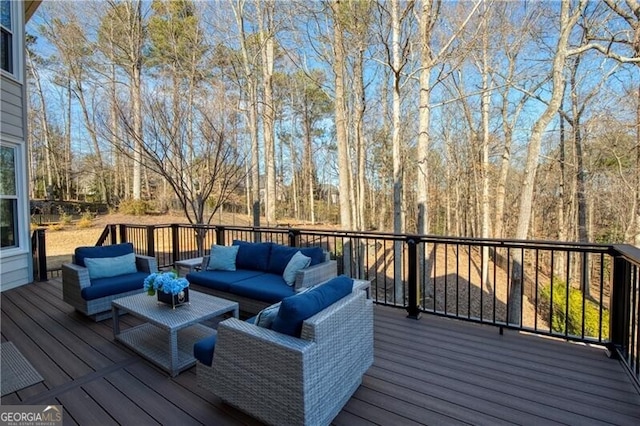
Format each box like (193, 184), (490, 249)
(232, 240), (272, 271)
(271, 275), (353, 337)
(282, 251), (311, 286)
(254, 302), (281, 329)
(75, 242), (134, 267)
(207, 245), (239, 271)
(84, 252), (137, 279)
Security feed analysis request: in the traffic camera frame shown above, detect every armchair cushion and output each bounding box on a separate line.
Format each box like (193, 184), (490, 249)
(84, 253), (137, 279)
(80, 271), (149, 301)
(271, 275), (353, 337)
(74, 242), (134, 267)
(206, 245), (239, 271)
(232, 240), (271, 271)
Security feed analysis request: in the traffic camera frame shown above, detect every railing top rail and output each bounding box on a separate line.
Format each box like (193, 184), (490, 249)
(612, 244), (640, 266)
(107, 223), (617, 253)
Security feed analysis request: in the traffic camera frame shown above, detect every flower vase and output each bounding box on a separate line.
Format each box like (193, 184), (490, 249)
(157, 287), (189, 309)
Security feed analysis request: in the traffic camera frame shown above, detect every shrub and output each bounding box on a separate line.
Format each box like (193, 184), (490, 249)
(539, 279), (609, 340)
(47, 223), (64, 232)
(76, 210), (94, 229)
(57, 206), (73, 225)
(118, 199), (151, 216)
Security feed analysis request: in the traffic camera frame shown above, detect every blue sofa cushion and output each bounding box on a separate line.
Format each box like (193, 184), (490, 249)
(267, 244), (299, 275)
(267, 244), (325, 275)
(298, 246), (325, 267)
(271, 275), (353, 337)
(81, 271), (148, 301)
(75, 242), (134, 267)
(193, 334), (217, 366)
(230, 274), (296, 304)
(186, 269), (265, 292)
(232, 240), (272, 271)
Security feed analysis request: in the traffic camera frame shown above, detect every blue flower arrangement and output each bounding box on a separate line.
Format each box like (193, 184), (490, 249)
(144, 271), (189, 296)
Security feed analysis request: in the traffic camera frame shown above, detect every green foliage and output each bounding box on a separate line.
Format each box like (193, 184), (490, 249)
(118, 199), (151, 216)
(539, 279), (609, 340)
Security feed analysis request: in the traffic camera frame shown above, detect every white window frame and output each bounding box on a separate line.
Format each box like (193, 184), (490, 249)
(0, 0), (23, 82)
(0, 140), (27, 255)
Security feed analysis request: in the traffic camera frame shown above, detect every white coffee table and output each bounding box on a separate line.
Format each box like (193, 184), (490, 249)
(112, 290), (238, 376)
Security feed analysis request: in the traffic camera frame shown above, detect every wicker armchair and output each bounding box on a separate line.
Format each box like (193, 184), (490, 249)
(62, 244), (158, 321)
(198, 289), (373, 426)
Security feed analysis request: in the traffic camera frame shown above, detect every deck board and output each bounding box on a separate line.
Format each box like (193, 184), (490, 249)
(1, 278), (639, 425)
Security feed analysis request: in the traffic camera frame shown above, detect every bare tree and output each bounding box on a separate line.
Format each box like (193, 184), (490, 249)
(330, 0), (353, 231)
(256, 0), (277, 225)
(510, 0), (587, 325)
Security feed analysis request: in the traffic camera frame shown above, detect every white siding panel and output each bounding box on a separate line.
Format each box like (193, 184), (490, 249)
(1, 78), (24, 139)
(1, 98), (22, 117)
(1, 253), (31, 291)
(1, 78), (22, 97)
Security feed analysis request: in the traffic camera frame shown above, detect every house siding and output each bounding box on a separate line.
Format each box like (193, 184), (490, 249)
(1, 1), (33, 291)
(1, 79), (25, 139)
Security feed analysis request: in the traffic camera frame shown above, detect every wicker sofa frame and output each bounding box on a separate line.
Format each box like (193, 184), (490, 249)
(197, 289), (373, 426)
(188, 255), (337, 315)
(62, 255), (158, 321)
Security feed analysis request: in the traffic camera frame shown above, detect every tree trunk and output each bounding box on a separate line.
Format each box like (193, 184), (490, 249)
(480, 2), (491, 287)
(511, 0), (586, 325)
(232, 0), (261, 229)
(258, 2), (276, 225)
(354, 41), (366, 231)
(391, 0), (405, 303)
(331, 0), (352, 231)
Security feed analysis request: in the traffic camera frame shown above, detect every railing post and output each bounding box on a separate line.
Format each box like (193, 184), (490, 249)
(36, 228), (47, 282)
(406, 236), (422, 320)
(109, 224), (117, 244)
(216, 226), (226, 246)
(288, 229), (300, 247)
(171, 224), (180, 263)
(607, 255), (631, 358)
(146, 225), (156, 257)
(119, 224), (128, 243)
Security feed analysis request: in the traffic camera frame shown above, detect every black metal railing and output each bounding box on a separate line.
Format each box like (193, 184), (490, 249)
(31, 228), (47, 282)
(609, 244), (640, 389)
(90, 223), (639, 387)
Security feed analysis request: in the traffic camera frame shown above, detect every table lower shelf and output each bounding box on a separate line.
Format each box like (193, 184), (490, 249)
(115, 322), (214, 376)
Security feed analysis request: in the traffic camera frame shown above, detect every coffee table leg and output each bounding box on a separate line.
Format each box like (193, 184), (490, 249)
(112, 306), (120, 336)
(169, 329), (178, 377)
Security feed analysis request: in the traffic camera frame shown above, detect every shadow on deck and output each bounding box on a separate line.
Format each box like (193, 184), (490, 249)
(1, 278), (639, 425)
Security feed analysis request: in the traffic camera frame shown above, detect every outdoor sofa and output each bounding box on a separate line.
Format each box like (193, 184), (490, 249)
(62, 242), (158, 321)
(186, 240), (337, 314)
(195, 275), (374, 426)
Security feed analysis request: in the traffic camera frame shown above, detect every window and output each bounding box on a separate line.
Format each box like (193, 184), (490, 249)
(0, 145), (18, 248)
(0, 0), (13, 74)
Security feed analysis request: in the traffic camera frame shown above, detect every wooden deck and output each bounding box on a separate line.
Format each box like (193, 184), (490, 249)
(1, 278), (639, 425)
